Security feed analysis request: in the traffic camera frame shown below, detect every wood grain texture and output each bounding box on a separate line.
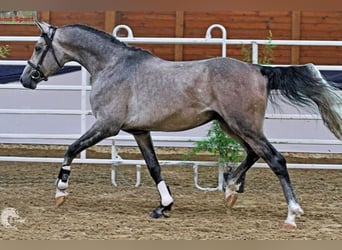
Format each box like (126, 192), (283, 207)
(0, 10), (340, 65)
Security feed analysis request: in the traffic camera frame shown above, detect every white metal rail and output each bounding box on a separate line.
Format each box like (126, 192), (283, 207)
(1, 24), (342, 191)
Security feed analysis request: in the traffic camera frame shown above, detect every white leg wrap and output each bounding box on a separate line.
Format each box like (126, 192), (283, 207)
(157, 181), (173, 206)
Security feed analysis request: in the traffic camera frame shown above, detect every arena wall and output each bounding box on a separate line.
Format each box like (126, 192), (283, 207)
(0, 11), (341, 64)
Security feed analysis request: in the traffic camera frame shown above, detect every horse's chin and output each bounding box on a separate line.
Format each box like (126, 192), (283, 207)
(20, 76), (38, 89)
(22, 80), (37, 90)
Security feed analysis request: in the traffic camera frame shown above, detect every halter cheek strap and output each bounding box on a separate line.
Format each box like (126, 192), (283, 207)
(28, 26), (62, 81)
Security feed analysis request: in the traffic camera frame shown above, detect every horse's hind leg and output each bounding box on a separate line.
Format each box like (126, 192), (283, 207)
(217, 121), (260, 205)
(133, 131), (174, 218)
(55, 121), (115, 206)
(247, 135), (304, 228)
(224, 146), (259, 207)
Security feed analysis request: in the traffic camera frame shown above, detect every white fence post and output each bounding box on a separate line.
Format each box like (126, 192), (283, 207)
(80, 66), (89, 160)
(252, 42), (258, 64)
(205, 24), (227, 57)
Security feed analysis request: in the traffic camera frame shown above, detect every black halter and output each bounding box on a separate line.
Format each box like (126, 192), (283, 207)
(28, 26), (62, 81)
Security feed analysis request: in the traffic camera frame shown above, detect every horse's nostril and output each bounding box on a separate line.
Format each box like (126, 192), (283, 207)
(19, 77), (23, 84)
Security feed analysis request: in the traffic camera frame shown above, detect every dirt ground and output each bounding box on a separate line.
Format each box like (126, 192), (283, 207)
(0, 144), (341, 239)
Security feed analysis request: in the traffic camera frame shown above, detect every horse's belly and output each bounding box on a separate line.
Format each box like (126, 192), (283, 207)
(124, 110), (214, 132)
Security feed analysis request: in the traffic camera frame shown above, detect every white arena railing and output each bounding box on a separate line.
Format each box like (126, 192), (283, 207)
(1, 24), (341, 190)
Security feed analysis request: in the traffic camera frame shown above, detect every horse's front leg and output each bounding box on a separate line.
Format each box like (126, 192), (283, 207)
(55, 121), (114, 206)
(133, 131), (174, 218)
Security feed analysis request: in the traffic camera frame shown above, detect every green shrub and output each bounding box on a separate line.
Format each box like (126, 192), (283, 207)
(190, 121), (245, 167)
(0, 45), (10, 58)
(242, 30), (276, 64)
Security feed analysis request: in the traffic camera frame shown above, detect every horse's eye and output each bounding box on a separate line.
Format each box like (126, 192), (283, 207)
(35, 46), (42, 53)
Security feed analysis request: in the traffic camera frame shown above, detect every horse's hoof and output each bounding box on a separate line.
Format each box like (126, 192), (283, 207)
(225, 193), (238, 208)
(55, 196), (66, 207)
(149, 209), (166, 219)
(149, 203), (173, 219)
(283, 223), (297, 229)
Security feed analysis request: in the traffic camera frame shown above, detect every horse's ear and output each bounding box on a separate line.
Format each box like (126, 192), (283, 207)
(35, 20), (50, 34)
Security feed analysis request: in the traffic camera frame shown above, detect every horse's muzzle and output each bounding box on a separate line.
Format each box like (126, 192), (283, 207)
(19, 74), (37, 89)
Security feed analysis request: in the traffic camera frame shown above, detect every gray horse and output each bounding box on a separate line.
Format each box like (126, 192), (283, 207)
(20, 21), (342, 229)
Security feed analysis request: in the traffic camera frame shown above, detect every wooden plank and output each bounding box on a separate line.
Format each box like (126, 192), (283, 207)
(1, 42), (35, 60)
(301, 23), (342, 31)
(301, 48), (342, 57)
(300, 46), (342, 64)
(185, 28), (291, 39)
(116, 12), (176, 37)
(291, 11), (301, 64)
(301, 11), (342, 18)
(39, 11), (50, 23)
(120, 11), (176, 21)
(301, 16), (342, 24)
(185, 21), (291, 30)
(185, 11), (258, 21)
(301, 29), (342, 40)
(0, 11), (341, 65)
(300, 57), (342, 65)
(175, 11), (184, 61)
(185, 11), (290, 22)
(50, 11), (105, 29)
(257, 11), (291, 17)
(0, 25), (39, 36)
(104, 11), (117, 34)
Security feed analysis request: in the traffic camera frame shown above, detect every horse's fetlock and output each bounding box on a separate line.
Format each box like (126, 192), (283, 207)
(228, 183), (237, 192)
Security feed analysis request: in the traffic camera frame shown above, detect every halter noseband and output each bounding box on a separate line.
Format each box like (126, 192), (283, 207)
(28, 26), (62, 81)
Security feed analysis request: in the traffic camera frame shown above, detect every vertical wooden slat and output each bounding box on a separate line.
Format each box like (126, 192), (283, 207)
(104, 11), (117, 34)
(291, 10), (301, 64)
(174, 11), (184, 61)
(39, 11), (51, 23)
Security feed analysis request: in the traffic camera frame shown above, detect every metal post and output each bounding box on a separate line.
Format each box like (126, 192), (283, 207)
(205, 24), (227, 57)
(217, 164), (224, 191)
(112, 25), (134, 39)
(80, 67), (89, 160)
(111, 165), (118, 186)
(252, 42), (258, 64)
(135, 164), (141, 187)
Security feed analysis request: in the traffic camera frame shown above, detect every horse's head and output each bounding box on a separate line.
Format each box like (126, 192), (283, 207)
(20, 21), (64, 89)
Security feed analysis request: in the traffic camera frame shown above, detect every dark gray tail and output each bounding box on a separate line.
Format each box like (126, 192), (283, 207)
(259, 63), (342, 140)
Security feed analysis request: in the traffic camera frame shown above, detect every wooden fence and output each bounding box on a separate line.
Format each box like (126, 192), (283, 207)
(0, 11), (341, 65)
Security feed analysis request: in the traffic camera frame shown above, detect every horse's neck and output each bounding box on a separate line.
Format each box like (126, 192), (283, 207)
(60, 31), (120, 76)
(68, 45), (117, 76)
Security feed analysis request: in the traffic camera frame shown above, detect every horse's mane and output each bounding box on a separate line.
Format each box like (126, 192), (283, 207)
(64, 24), (153, 56)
